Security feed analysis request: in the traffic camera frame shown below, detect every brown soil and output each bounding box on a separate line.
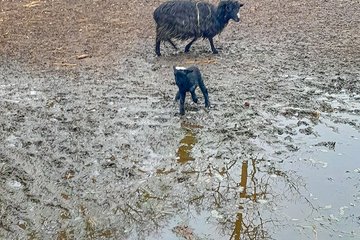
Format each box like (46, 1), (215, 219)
(1, 0), (360, 239)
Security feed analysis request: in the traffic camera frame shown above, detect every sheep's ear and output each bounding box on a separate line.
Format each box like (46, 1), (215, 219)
(239, 3), (244, 8)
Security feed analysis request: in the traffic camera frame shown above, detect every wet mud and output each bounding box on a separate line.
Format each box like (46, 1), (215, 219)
(1, 0), (360, 239)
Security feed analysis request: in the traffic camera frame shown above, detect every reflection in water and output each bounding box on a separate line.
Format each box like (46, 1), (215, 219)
(11, 122), (350, 240)
(177, 129), (197, 164)
(232, 160), (248, 240)
(176, 121), (202, 164)
(232, 158), (273, 239)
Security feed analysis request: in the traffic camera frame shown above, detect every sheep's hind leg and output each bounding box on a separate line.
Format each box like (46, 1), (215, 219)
(168, 39), (178, 50)
(184, 37), (197, 53)
(208, 37), (218, 54)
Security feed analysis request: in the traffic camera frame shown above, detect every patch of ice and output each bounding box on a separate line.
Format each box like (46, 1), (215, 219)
(5, 134), (21, 148)
(7, 180), (23, 189)
(211, 210), (223, 219)
(308, 158), (328, 168)
(329, 214), (339, 221)
(339, 206), (348, 215)
(214, 172), (223, 181)
(257, 199), (268, 204)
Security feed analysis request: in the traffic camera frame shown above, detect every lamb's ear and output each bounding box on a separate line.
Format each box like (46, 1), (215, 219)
(239, 3), (244, 8)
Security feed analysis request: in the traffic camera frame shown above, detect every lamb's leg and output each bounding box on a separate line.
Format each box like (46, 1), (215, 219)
(208, 37), (218, 54)
(179, 92), (186, 115)
(175, 91), (180, 101)
(198, 78), (210, 108)
(190, 90), (198, 103)
(185, 37), (198, 53)
(168, 39), (178, 50)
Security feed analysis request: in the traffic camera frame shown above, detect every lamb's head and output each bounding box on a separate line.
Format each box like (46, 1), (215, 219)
(173, 66), (193, 77)
(218, 1), (244, 23)
(173, 66), (193, 84)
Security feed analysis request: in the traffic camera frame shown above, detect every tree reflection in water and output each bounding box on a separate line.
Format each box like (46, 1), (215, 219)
(44, 123), (310, 240)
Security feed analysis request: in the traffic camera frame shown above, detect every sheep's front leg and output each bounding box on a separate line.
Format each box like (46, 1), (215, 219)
(208, 37), (218, 54)
(185, 37), (198, 53)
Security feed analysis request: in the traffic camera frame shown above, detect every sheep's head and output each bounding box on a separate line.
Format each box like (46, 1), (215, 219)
(219, 1), (244, 23)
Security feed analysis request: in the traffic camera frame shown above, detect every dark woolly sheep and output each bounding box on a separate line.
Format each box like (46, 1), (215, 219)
(173, 66), (210, 115)
(153, 0), (244, 56)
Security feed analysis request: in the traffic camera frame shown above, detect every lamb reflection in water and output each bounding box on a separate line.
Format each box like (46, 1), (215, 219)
(176, 121), (202, 164)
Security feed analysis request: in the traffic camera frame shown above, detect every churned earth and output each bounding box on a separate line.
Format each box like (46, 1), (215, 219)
(1, 0), (360, 239)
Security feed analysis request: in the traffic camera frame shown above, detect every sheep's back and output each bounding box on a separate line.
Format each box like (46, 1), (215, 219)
(154, 1), (217, 40)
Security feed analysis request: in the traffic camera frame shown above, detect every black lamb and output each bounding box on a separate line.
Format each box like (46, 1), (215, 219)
(153, 0), (244, 56)
(173, 66), (210, 115)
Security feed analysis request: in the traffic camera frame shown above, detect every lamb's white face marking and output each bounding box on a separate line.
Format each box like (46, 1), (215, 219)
(237, 12), (240, 18)
(175, 66), (186, 70)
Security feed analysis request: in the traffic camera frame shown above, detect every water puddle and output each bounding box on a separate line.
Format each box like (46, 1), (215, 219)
(147, 107), (360, 239)
(269, 115), (360, 239)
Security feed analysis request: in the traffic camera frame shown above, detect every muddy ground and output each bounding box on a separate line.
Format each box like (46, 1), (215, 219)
(1, 0), (360, 239)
